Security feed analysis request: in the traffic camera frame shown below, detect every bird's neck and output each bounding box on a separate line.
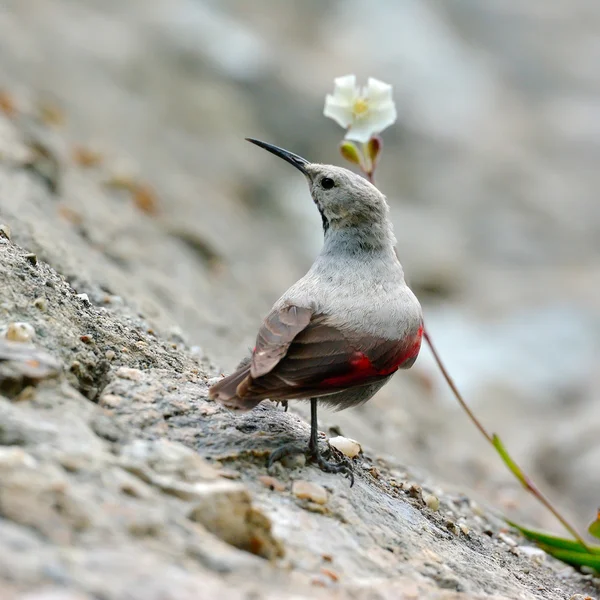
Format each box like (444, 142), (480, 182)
(320, 220), (397, 258)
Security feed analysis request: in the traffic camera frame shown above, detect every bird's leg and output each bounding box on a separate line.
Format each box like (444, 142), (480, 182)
(266, 399), (354, 485)
(274, 400), (288, 412)
(307, 399), (354, 486)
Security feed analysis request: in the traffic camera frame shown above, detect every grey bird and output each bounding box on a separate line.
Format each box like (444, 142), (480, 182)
(209, 139), (423, 483)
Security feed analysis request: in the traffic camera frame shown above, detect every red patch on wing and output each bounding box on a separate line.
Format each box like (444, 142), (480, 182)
(321, 326), (423, 388)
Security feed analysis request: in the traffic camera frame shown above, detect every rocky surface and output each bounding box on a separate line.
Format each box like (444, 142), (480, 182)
(0, 114), (597, 600)
(0, 1), (599, 598)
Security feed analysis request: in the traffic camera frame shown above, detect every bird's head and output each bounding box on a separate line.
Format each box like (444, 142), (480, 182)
(246, 138), (391, 238)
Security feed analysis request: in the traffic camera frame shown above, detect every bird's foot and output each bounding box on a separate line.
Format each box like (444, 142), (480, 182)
(267, 442), (306, 469)
(310, 443), (354, 487)
(267, 440), (354, 486)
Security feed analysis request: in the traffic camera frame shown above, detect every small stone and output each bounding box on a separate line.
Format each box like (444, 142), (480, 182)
(0, 223), (11, 240)
(445, 520), (460, 535)
(80, 334), (94, 344)
(187, 481), (283, 559)
(329, 435), (361, 458)
(0, 447), (37, 469)
(424, 493), (440, 511)
(304, 501), (328, 514)
(75, 293), (90, 304)
(33, 297), (47, 311)
(258, 475), (286, 492)
(24, 253), (38, 266)
(406, 483), (423, 501)
(99, 394), (122, 408)
(498, 533), (518, 547)
(292, 480), (328, 505)
(267, 461), (287, 479)
(569, 595), (595, 600)
(115, 366), (144, 381)
(321, 567), (339, 582)
(280, 451), (306, 470)
(459, 522), (470, 536)
(4, 322), (36, 343)
(105, 349), (116, 360)
(369, 466), (380, 479)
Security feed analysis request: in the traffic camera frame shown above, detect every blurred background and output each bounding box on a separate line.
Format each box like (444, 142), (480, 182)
(1, 0), (599, 537)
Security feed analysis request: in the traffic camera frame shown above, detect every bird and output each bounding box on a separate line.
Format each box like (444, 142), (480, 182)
(209, 139), (423, 484)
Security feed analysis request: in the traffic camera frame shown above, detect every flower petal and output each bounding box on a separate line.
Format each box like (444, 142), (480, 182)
(332, 74), (358, 102)
(345, 120), (377, 143)
(366, 103), (397, 132)
(366, 78), (393, 105)
(324, 95), (353, 128)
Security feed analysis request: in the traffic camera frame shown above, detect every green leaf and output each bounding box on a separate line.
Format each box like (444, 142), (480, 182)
(339, 141), (361, 166)
(492, 434), (529, 489)
(508, 521), (600, 555)
(538, 545), (600, 571)
(589, 511), (600, 540)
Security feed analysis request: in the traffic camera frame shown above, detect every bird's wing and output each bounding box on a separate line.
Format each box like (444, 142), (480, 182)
(209, 303), (422, 406)
(251, 305), (313, 378)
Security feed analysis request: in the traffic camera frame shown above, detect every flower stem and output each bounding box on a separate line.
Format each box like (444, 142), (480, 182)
(361, 150), (589, 548)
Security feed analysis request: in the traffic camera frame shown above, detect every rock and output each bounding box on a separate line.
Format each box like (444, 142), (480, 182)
(424, 493), (440, 511)
(3, 322), (36, 343)
(328, 436), (361, 458)
(0, 340), (61, 397)
(292, 480), (328, 505)
(24, 253), (38, 266)
(187, 481), (283, 559)
(33, 297), (48, 311)
(521, 546), (547, 564)
(0, 5), (598, 597)
(498, 533), (518, 547)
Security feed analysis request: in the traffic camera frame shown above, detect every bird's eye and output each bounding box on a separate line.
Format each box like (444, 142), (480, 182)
(321, 177), (335, 189)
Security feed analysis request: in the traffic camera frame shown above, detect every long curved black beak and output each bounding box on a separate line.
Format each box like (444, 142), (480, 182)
(246, 138), (309, 175)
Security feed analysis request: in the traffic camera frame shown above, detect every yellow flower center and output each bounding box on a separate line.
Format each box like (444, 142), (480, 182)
(352, 97), (369, 118)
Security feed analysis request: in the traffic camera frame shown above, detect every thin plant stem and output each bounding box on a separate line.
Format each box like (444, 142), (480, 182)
(362, 155), (589, 549)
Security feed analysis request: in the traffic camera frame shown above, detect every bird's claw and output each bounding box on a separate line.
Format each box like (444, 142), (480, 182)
(267, 442), (305, 468)
(311, 446), (354, 487)
(267, 440), (354, 487)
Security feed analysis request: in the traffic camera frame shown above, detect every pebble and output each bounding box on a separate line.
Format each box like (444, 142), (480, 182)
(3, 321), (36, 343)
(0, 223), (11, 240)
(105, 349), (116, 360)
(281, 452), (306, 470)
(498, 533), (518, 547)
(519, 546), (546, 564)
(33, 297), (47, 311)
(329, 436), (361, 458)
(115, 366), (144, 381)
(99, 394), (122, 408)
(0, 447), (37, 469)
(24, 252), (38, 265)
(321, 567), (339, 582)
(76, 293), (90, 305)
(292, 480), (328, 505)
(424, 493), (440, 511)
(569, 595), (596, 600)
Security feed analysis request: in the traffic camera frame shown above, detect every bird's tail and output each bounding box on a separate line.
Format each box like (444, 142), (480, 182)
(208, 364), (261, 411)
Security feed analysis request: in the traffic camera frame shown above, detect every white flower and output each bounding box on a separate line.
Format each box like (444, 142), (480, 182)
(324, 75), (397, 143)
